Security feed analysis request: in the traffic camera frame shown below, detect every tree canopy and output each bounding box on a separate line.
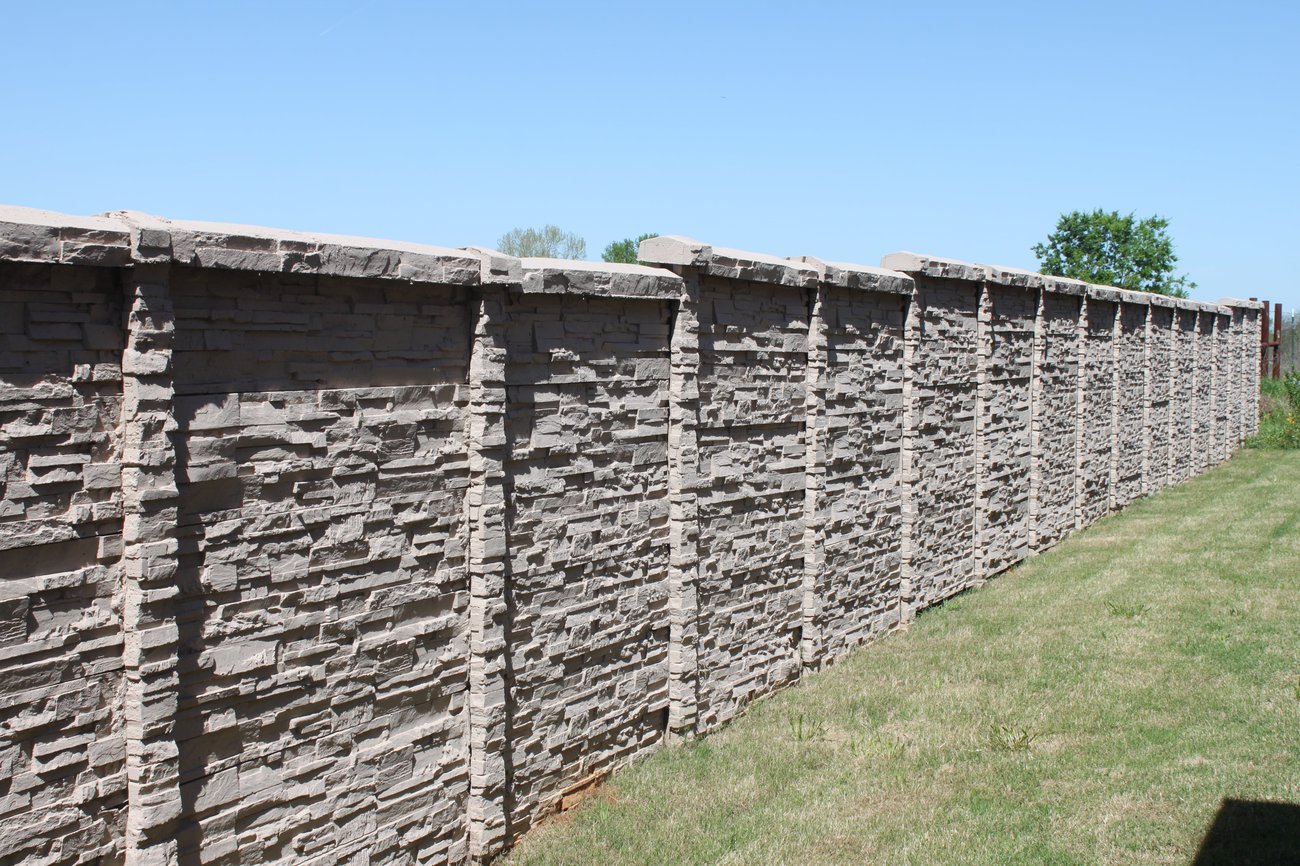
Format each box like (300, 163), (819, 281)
(601, 233), (659, 264)
(1032, 210), (1194, 298)
(496, 225), (587, 259)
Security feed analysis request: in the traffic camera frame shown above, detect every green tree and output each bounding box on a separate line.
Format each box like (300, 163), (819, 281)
(1032, 210), (1194, 298)
(601, 233), (659, 264)
(496, 225), (587, 259)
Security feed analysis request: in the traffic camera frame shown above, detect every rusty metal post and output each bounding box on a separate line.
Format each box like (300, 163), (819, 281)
(1274, 302), (1283, 380)
(1260, 299), (1270, 378)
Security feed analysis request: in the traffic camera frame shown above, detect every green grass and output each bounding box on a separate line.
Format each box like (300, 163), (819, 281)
(505, 451), (1300, 866)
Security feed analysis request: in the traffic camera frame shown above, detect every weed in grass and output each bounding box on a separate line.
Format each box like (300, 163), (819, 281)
(986, 723), (1038, 752)
(847, 731), (906, 760)
(1105, 600), (1149, 618)
(786, 710), (827, 743)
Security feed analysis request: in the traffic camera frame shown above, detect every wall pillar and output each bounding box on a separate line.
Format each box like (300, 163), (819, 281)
(666, 272), (702, 737)
(1108, 302), (1122, 513)
(973, 281), (992, 577)
(1208, 313), (1220, 464)
(800, 282), (828, 669)
(1028, 287), (1046, 550)
(1141, 303), (1154, 495)
(897, 284), (920, 627)
(465, 277), (511, 860)
(1171, 308), (1184, 487)
(1073, 293), (1088, 531)
(119, 242), (182, 866)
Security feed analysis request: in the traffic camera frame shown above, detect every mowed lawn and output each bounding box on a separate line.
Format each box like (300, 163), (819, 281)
(505, 450), (1300, 866)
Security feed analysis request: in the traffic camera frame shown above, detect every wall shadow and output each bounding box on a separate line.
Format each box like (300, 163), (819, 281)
(1192, 798), (1300, 865)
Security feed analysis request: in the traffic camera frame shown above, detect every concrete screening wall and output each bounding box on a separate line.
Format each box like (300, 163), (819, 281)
(0, 209), (1263, 866)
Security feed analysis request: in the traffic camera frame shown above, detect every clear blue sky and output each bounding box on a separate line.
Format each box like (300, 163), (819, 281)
(4, 1), (1297, 314)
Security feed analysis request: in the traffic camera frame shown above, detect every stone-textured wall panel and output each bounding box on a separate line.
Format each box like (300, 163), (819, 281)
(1195, 311), (1217, 470)
(816, 288), (905, 660)
(695, 277), (808, 730)
(0, 262), (126, 866)
(1036, 292), (1080, 547)
(981, 286), (1034, 573)
(502, 295), (671, 829)
(1147, 306), (1174, 491)
(168, 268), (472, 866)
(1078, 298), (1116, 526)
(909, 280), (978, 605)
(1242, 308), (1261, 438)
(1172, 309), (1198, 482)
(1219, 312), (1237, 459)
(1114, 303), (1148, 507)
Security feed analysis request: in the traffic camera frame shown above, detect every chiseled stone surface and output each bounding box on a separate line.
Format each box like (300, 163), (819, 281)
(1172, 307), (1200, 484)
(1114, 300), (1150, 508)
(905, 278), (980, 607)
(1078, 295), (1118, 526)
(0, 209), (1265, 866)
(501, 290), (672, 833)
(1034, 291), (1082, 549)
(168, 265), (474, 866)
(813, 285), (907, 661)
(693, 275), (809, 730)
(1147, 304), (1175, 492)
(980, 284), (1036, 574)
(0, 261), (126, 866)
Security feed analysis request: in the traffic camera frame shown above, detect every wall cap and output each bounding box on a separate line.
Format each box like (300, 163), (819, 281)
(879, 251), (987, 283)
(790, 256), (914, 295)
(639, 235), (818, 288)
(1218, 297), (1267, 311)
(981, 263), (1090, 296)
(106, 211), (483, 284)
(518, 258), (683, 299)
(0, 205), (132, 267)
(461, 246), (523, 285)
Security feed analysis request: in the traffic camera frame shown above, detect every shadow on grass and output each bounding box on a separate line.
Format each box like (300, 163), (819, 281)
(1192, 798), (1300, 865)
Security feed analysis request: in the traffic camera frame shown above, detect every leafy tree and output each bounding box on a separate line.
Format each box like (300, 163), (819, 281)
(1032, 210), (1194, 298)
(601, 233), (659, 264)
(496, 225), (587, 259)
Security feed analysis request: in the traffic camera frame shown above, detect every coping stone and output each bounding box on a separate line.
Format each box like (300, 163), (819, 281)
(0, 205), (131, 267)
(518, 258), (683, 299)
(791, 256), (914, 295)
(640, 236), (818, 288)
(106, 211), (483, 284)
(879, 251), (987, 283)
(462, 246), (524, 286)
(1218, 297), (1267, 311)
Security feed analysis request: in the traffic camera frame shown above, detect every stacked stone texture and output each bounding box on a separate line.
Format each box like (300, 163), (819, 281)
(1172, 305), (1199, 484)
(1078, 293), (1118, 525)
(0, 257), (128, 866)
(978, 284), (1035, 574)
(0, 208), (1264, 866)
(693, 267), (812, 730)
(793, 258), (910, 667)
(166, 266), (476, 865)
(880, 262), (981, 608)
(1147, 301), (1175, 492)
(1114, 300), (1150, 508)
(500, 284), (676, 834)
(1033, 285), (1084, 549)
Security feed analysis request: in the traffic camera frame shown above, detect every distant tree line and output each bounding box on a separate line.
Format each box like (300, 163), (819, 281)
(496, 226), (657, 264)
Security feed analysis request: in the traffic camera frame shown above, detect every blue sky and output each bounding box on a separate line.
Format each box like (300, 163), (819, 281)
(3, 1), (1297, 313)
